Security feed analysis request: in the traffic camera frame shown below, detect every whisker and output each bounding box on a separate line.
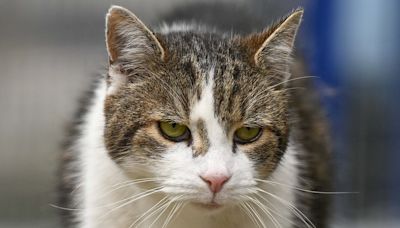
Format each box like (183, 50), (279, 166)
(239, 203), (260, 228)
(255, 178), (357, 195)
(109, 177), (160, 189)
(257, 194), (311, 228)
(149, 197), (176, 228)
(268, 76), (317, 90)
(98, 178), (160, 199)
(254, 192), (297, 227)
(137, 198), (176, 228)
(51, 184), (163, 213)
(246, 196), (282, 228)
(174, 201), (187, 222)
(49, 204), (81, 211)
(128, 196), (169, 228)
(51, 178), (161, 212)
(161, 201), (182, 228)
(244, 201), (265, 228)
(256, 187), (315, 228)
(100, 187), (163, 220)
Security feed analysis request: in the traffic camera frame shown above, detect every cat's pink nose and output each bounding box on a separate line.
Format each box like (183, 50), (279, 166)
(200, 175), (231, 193)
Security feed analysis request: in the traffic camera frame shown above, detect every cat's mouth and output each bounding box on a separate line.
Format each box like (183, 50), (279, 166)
(192, 201), (223, 210)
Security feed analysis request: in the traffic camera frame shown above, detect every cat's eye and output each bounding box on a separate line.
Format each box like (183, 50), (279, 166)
(234, 127), (262, 144)
(158, 122), (191, 142)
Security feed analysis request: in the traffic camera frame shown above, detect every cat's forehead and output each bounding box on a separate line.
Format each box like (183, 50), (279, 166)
(162, 32), (242, 64)
(161, 32), (254, 94)
(147, 31), (288, 127)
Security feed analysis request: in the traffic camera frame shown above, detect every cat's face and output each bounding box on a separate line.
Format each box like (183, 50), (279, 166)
(103, 6), (302, 209)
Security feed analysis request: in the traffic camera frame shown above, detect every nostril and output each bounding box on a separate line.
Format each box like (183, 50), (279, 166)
(200, 175), (231, 193)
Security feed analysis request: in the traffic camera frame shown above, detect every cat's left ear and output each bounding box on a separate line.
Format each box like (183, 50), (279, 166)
(241, 9), (303, 70)
(105, 6), (166, 94)
(105, 5), (166, 64)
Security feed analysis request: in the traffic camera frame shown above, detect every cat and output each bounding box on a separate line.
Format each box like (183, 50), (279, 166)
(59, 5), (331, 228)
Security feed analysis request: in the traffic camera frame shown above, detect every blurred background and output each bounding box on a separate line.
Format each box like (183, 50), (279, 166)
(0, 0), (399, 227)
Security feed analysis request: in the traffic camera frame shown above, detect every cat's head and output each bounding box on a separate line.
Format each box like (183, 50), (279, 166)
(103, 5), (302, 209)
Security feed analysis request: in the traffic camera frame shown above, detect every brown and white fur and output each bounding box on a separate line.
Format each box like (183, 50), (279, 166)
(59, 5), (331, 228)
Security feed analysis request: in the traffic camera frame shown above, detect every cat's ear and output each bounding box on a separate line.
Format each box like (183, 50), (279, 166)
(105, 5), (165, 64)
(242, 9), (303, 68)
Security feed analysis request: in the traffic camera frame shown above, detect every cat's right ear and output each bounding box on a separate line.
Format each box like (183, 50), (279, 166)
(105, 5), (165, 64)
(238, 9), (303, 79)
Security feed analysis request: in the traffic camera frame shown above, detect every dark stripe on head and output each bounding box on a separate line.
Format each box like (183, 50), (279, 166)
(267, 126), (288, 154)
(132, 134), (168, 159)
(106, 125), (141, 162)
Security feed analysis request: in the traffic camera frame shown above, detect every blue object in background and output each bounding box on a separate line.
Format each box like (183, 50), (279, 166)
(303, 0), (350, 221)
(305, 0), (400, 221)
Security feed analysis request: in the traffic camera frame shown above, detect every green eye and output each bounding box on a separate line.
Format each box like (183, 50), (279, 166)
(234, 127), (262, 144)
(159, 122), (190, 142)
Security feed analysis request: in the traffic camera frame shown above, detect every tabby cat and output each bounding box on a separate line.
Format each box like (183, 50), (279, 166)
(60, 5), (331, 228)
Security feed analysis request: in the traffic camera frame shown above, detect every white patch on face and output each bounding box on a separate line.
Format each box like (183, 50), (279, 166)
(190, 67), (230, 148)
(190, 67), (232, 175)
(156, 67), (257, 206)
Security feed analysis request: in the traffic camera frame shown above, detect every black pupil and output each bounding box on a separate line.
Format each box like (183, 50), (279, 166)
(172, 123), (177, 128)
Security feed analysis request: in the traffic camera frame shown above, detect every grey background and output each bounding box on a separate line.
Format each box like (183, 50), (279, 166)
(1, 0), (399, 227)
